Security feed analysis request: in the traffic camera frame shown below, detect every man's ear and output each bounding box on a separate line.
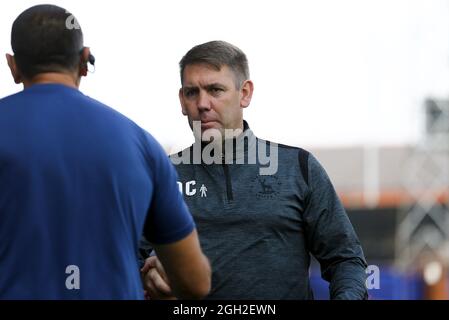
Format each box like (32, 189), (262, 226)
(79, 47), (90, 77)
(6, 54), (23, 84)
(179, 88), (187, 116)
(240, 80), (254, 109)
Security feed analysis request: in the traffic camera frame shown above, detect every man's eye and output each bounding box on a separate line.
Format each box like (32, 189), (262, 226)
(184, 89), (197, 97)
(210, 88), (223, 94)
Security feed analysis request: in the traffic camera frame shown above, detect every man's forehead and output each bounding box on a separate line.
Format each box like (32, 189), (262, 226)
(182, 63), (235, 86)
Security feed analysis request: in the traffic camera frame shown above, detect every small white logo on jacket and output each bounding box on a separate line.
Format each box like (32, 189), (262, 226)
(199, 184), (207, 197)
(178, 180), (207, 197)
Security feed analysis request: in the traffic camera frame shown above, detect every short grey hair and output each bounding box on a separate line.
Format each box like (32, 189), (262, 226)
(179, 40), (250, 89)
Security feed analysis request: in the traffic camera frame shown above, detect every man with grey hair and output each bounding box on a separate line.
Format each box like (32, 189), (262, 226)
(141, 40), (368, 300)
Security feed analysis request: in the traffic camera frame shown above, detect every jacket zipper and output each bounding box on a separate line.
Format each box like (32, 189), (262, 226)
(222, 161), (233, 201)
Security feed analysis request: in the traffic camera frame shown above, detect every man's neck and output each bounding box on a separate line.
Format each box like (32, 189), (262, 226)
(23, 72), (79, 89)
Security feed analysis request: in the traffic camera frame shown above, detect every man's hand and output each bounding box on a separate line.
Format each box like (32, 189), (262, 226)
(141, 256), (176, 300)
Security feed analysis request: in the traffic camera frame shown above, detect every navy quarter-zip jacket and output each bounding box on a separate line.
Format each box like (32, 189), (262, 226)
(168, 121), (368, 300)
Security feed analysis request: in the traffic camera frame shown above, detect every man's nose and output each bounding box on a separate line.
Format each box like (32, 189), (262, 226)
(197, 91), (212, 111)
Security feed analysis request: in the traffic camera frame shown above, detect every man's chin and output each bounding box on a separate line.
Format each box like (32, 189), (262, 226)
(200, 120), (220, 130)
(190, 120), (224, 142)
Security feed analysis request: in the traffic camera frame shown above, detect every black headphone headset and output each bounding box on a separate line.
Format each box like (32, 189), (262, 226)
(87, 53), (95, 67)
(79, 47), (95, 71)
(84, 52), (95, 73)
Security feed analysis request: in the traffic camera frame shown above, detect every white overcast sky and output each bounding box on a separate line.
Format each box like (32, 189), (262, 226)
(1, 0), (449, 152)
